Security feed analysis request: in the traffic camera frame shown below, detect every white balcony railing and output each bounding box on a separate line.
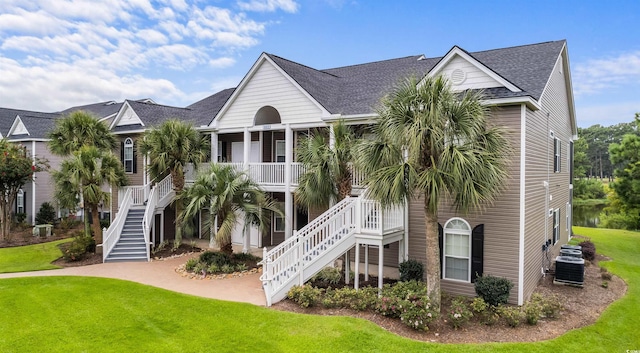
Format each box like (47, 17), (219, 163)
(103, 188), (133, 261)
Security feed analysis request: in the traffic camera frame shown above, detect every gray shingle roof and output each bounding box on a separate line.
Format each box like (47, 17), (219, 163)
(186, 88), (235, 125)
(60, 101), (123, 119)
(113, 100), (204, 133)
(7, 113), (59, 139)
(264, 40), (566, 116)
(0, 108), (57, 138)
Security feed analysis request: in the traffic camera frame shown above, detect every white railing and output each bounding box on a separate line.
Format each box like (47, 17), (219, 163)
(358, 199), (404, 235)
(260, 197), (357, 305)
(156, 174), (174, 204)
(142, 186), (157, 261)
(103, 188), (133, 261)
(350, 163), (365, 189)
(247, 163), (285, 185)
(290, 163), (305, 185)
(119, 184), (149, 207)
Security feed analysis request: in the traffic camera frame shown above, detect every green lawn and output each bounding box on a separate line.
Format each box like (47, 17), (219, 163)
(0, 239), (72, 273)
(0, 227), (638, 352)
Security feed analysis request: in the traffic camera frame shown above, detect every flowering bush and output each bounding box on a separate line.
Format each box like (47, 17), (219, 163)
(448, 297), (473, 329)
(399, 297), (436, 331)
(376, 281), (438, 331)
(287, 285), (322, 308)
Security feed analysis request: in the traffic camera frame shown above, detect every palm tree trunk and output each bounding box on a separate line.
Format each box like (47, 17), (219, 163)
(424, 195), (441, 312)
(91, 203), (102, 254)
(172, 171), (184, 245)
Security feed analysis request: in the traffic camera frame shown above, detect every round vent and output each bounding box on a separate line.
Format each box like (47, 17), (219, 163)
(450, 69), (466, 85)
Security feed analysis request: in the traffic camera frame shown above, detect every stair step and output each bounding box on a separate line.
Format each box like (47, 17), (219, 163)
(105, 256), (148, 263)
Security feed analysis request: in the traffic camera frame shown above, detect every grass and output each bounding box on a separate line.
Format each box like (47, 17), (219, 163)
(0, 227), (638, 352)
(0, 238), (72, 273)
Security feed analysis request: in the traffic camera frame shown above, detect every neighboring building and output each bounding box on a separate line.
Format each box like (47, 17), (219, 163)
(0, 101), (124, 224)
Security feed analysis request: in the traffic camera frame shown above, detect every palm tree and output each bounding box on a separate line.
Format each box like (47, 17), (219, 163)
(52, 146), (128, 247)
(295, 121), (356, 210)
(48, 111), (119, 238)
(48, 111), (117, 155)
(355, 76), (510, 311)
(180, 164), (282, 254)
(139, 119), (209, 245)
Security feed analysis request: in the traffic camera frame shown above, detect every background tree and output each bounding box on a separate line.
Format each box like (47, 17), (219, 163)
(355, 76), (510, 311)
(573, 137), (590, 179)
(606, 113), (640, 229)
(48, 111), (118, 236)
(180, 164), (281, 253)
(295, 121), (356, 210)
(0, 140), (46, 240)
(52, 146), (127, 247)
(139, 119), (209, 245)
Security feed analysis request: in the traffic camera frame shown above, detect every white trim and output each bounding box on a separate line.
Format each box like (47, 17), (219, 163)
(17, 189), (25, 214)
(31, 141), (36, 225)
(8, 116), (30, 136)
(518, 103), (526, 306)
(483, 96), (542, 111)
(6, 138), (50, 142)
(426, 46), (522, 92)
(211, 53), (332, 127)
(109, 101), (144, 129)
(442, 217), (472, 283)
(123, 137), (134, 174)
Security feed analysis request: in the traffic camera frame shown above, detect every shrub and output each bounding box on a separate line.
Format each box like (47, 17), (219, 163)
(601, 271), (612, 281)
(376, 294), (404, 318)
(328, 287), (378, 311)
(448, 297), (473, 329)
(235, 263), (247, 272)
(185, 258), (199, 272)
(579, 240), (596, 261)
(62, 233), (95, 261)
(573, 178), (606, 199)
(602, 281), (609, 288)
(481, 308), (500, 326)
(399, 297), (437, 331)
(530, 293), (563, 318)
(99, 219), (110, 230)
(399, 259), (424, 282)
(384, 280), (429, 299)
(193, 262), (208, 275)
(523, 300), (542, 325)
(58, 215), (81, 230)
(311, 267), (342, 285)
(207, 264), (220, 274)
(287, 285), (322, 308)
(35, 202), (56, 225)
(376, 281), (437, 331)
(474, 275), (514, 306)
(199, 251), (231, 266)
(233, 252), (261, 262)
(220, 264), (235, 274)
(14, 212), (27, 224)
(470, 297), (489, 314)
(498, 305), (523, 327)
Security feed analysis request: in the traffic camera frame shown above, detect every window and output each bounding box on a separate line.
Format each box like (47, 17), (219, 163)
(275, 140), (285, 163)
(124, 138), (134, 173)
(274, 202), (285, 232)
(16, 189), (24, 214)
(217, 141), (223, 162)
(553, 208), (560, 244)
(443, 218), (471, 282)
(554, 137), (561, 173)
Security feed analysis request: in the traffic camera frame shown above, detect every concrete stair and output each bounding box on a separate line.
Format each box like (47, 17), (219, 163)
(104, 208), (148, 263)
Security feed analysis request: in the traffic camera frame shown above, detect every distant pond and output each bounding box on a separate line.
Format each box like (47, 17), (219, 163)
(573, 203), (606, 228)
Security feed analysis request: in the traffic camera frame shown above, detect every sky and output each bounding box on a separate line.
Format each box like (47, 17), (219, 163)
(0, 0), (638, 128)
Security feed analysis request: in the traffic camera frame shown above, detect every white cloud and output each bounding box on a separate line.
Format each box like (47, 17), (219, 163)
(576, 101), (639, 128)
(573, 51), (640, 96)
(209, 57), (236, 68)
(0, 0), (297, 111)
(237, 0), (299, 13)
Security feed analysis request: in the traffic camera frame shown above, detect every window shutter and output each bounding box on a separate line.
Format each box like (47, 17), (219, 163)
(438, 223), (444, 278)
(132, 141), (137, 174)
(120, 141), (124, 165)
(471, 224), (484, 282)
(14, 194), (17, 213)
(22, 192), (26, 214)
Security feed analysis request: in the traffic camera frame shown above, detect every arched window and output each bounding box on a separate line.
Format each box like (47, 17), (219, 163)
(16, 189), (24, 214)
(124, 138), (134, 173)
(443, 217), (472, 282)
(254, 106), (281, 126)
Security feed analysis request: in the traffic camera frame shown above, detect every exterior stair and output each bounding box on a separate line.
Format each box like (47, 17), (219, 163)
(104, 208), (148, 262)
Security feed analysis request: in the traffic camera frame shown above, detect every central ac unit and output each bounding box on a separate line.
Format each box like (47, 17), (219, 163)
(560, 249), (582, 258)
(554, 256), (584, 287)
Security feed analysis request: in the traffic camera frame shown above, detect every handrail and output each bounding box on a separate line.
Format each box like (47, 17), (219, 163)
(119, 183), (150, 206)
(142, 186), (157, 261)
(156, 174), (174, 204)
(103, 188), (133, 261)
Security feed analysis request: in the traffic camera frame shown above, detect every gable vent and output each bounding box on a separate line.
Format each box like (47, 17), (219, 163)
(450, 69), (466, 85)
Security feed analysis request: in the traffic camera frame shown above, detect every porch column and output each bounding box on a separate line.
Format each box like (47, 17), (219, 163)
(378, 245), (384, 290)
(243, 226), (250, 253)
(354, 244), (360, 289)
(160, 212), (165, 243)
(284, 124), (293, 239)
(365, 245), (369, 281)
(211, 132), (218, 163)
(329, 124), (335, 149)
(243, 127), (250, 171)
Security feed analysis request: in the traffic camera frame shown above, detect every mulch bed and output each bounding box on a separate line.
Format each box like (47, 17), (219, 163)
(273, 253), (626, 344)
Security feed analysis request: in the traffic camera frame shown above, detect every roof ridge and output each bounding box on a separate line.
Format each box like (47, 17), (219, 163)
(321, 55), (425, 71)
(266, 53), (340, 78)
(469, 39), (566, 56)
(127, 99), (193, 111)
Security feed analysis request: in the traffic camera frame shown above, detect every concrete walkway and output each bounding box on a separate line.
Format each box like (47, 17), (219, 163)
(0, 253), (267, 306)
